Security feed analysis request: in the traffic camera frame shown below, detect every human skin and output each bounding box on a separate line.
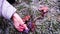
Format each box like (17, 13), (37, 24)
(12, 13), (28, 32)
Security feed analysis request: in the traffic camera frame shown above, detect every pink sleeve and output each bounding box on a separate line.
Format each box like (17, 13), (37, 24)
(2, 0), (16, 20)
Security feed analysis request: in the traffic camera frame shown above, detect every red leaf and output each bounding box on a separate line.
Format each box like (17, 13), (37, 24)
(22, 15), (30, 22)
(39, 6), (48, 13)
(38, 6), (48, 17)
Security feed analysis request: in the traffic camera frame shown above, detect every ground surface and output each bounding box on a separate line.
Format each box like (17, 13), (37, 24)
(0, 0), (60, 34)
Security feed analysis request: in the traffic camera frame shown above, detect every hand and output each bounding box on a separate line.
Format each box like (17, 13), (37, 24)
(12, 13), (28, 32)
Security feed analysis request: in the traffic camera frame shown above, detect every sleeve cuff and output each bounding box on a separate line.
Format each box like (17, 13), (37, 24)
(2, 0), (16, 20)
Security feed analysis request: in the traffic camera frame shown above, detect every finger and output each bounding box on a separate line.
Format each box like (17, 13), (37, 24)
(13, 13), (25, 24)
(23, 24), (28, 30)
(13, 17), (20, 28)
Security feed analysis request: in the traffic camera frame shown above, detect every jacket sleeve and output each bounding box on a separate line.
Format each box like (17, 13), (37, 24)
(2, 0), (16, 20)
